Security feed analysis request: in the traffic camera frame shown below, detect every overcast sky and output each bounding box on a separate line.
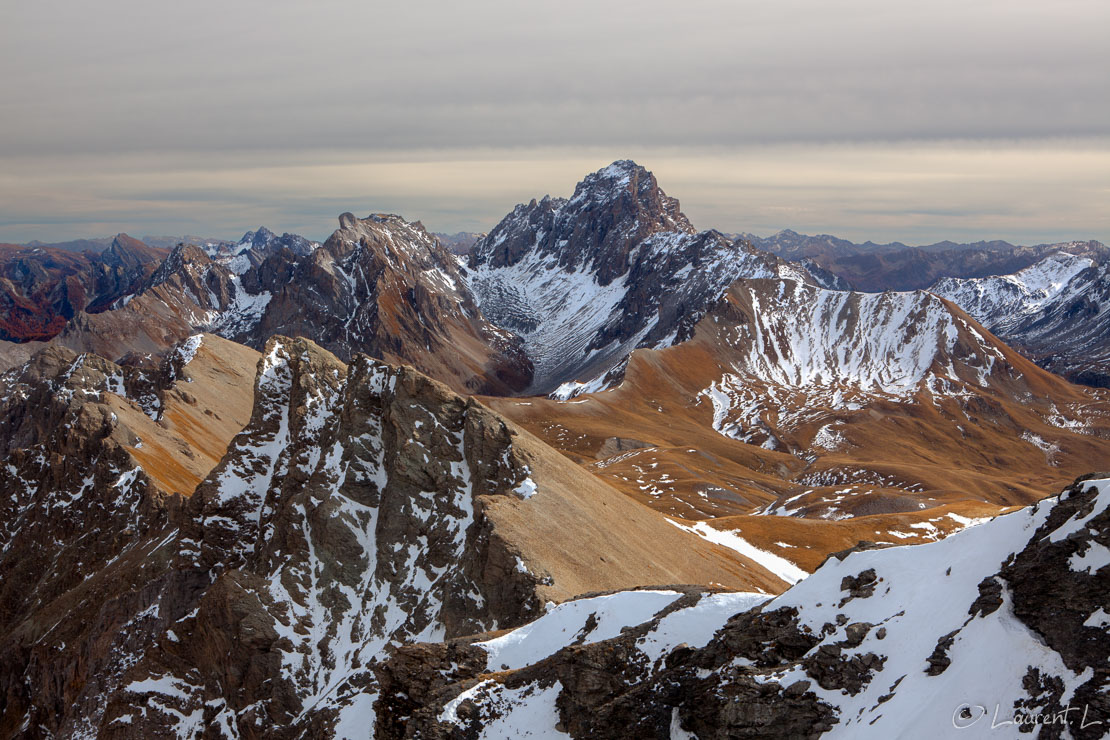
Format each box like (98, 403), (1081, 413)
(2, 0), (1107, 244)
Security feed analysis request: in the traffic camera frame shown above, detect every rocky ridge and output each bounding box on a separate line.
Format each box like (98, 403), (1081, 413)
(233, 213), (532, 394)
(0, 333), (257, 738)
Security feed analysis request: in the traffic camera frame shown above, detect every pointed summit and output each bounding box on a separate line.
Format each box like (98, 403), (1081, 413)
(240, 225), (277, 249)
(101, 233), (163, 268)
(472, 160), (694, 285)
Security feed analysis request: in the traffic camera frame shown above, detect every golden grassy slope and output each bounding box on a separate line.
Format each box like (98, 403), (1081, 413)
(113, 334), (259, 496)
(483, 283), (1110, 573)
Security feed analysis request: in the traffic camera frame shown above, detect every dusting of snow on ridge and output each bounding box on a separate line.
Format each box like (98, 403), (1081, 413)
(176, 334), (203, 366)
(930, 251), (1094, 330)
(726, 282), (978, 392)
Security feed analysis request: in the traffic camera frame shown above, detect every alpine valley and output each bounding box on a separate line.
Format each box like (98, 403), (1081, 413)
(1, 161), (1108, 739)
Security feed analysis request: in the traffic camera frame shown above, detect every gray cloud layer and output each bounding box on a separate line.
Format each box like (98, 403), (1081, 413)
(2, 1), (1108, 242)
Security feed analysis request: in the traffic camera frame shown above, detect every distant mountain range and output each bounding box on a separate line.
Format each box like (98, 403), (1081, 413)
(931, 251), (1110, 387)
(741, 228), (1109, 292)
(433, 231), (485, 255)
(2, 162), (1109, 737)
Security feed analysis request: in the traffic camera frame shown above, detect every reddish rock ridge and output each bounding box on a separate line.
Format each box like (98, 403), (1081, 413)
(0, 234), (166, 342)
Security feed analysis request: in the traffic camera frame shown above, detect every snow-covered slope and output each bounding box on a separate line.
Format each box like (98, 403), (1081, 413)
(930, 246), (1110, 387)
(466, 161), (809, 395)
(715, 279), (1009, 394)
(382, 474), (1110, 739)
(692, 279), (1027, 454)
(930, 251), (1094, 333)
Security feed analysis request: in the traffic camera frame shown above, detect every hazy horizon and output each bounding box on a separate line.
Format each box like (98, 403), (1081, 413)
(3, 1), (1107, 245)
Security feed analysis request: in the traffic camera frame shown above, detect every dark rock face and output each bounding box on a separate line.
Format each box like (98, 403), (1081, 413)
(37, 244), (244, 363)
(997, 475), (1110, 737)
(239, 226), (317, 258)
(0, 345), (182, 739)
(190, 227), (319, 272)
(143, 244), (239, 313)
(4, 216), (533, 395)
(213, 226), (320, 273)
(1003, 265), (1110, 388)
(470, 160), (694, 286)
(92, 338), (547, 737)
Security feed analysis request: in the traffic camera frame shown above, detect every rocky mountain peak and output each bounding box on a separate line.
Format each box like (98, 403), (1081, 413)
(470, 160), (693, 286)
(241, 225), (276, 246)
(324, 211), (443, 264)
(465, 162), (812, 394)
(101, 233), (163, 269)
(148, 242), (215, 279)
(566, 159), (688, 225)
